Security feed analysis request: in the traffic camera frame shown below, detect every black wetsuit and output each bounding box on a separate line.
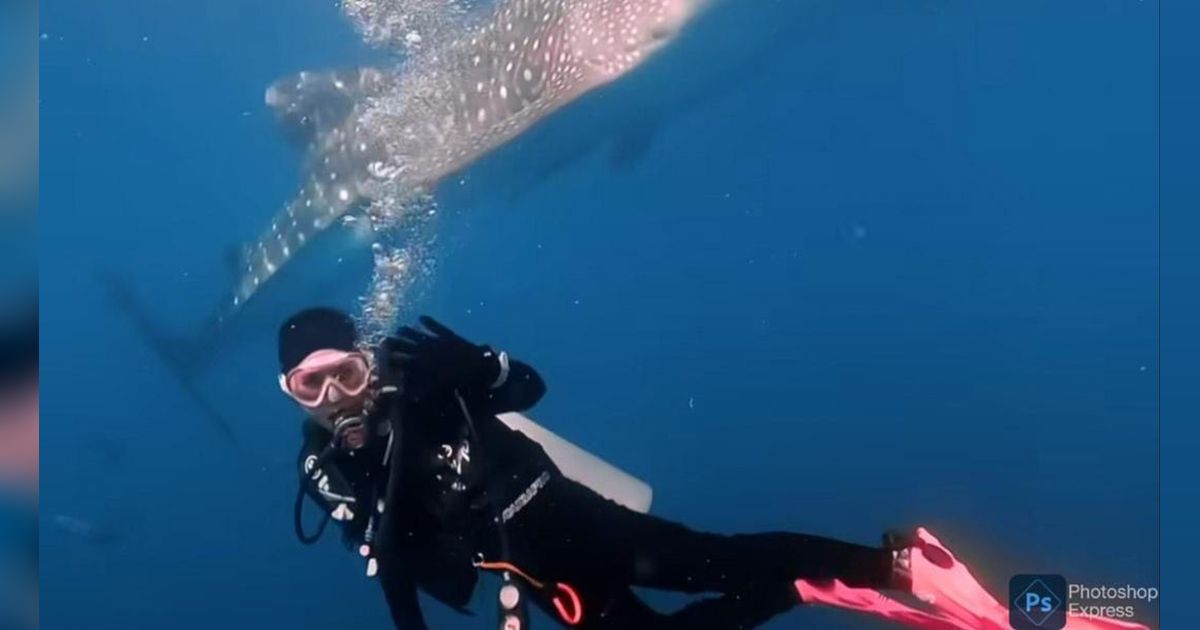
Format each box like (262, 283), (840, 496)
(297, 341), (895, 630)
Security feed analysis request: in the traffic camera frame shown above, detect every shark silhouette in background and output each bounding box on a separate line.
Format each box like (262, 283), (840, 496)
(106, 0), (735, 441)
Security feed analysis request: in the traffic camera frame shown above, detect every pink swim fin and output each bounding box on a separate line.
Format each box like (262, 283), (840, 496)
(795, 528), (1152, 630)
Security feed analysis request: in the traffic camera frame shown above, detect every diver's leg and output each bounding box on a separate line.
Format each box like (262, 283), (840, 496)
(626, 521), (894, 592)
(534, 582), (797, 630)
(650, 584), (801, 630)
(578, 488), (894, 592)
(516, 477), (892, 597)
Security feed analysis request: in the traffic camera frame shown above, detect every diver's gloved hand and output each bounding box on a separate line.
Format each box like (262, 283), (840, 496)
(384, 316), (505, 401)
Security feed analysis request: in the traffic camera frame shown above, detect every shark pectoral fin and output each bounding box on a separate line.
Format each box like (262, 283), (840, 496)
(265, 67), (391, 147)
(608, 120), (660, 171)
(98, 271), (239, 445)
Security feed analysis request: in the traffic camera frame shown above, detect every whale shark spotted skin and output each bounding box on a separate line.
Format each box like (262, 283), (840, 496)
(222, 0), (709, 328)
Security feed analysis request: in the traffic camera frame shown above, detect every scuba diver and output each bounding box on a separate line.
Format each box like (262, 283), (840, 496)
(0, 302), (37, 493)
(0, 302), (37, 630)
(281, 307), (916, 629)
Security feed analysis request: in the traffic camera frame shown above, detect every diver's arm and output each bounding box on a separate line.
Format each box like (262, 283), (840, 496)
(383, 316), (546, 413)
(476, 353), (546, 414)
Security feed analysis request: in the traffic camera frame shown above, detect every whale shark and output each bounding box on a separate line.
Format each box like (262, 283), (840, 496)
(105, 0), (717, 440)
(443, 0), (809, 208)
(224, 0), (712, 330)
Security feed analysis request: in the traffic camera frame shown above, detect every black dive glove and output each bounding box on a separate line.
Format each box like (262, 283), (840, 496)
(383, 316), (504, 402)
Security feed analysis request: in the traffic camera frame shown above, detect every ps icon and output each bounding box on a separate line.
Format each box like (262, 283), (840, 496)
(1010, 574), (1066, 629)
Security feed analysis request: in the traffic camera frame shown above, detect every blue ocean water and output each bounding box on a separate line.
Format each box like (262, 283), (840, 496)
(40, 1), (1159, 629)
(1160, 0), (1200, 625)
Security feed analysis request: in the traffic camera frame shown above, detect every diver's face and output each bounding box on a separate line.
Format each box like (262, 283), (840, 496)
(280, 349), (374, 442)
(0, 377), (37, 495)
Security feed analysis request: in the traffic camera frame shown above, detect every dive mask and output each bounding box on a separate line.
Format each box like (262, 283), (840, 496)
(280, 349), (371, 408)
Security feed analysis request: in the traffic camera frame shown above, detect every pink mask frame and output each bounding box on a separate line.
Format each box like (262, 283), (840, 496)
(279, 349), (371, 408)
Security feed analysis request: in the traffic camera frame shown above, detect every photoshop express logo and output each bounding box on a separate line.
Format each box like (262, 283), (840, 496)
(1010, 575), (1067, 629)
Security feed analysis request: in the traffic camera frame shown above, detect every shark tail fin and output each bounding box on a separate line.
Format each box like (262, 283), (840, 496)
(99, 271), (239, 445)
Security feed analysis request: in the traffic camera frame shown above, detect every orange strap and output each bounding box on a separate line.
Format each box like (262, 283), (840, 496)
(477, 560), (584, 626)
(476, 561), (546, 590)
